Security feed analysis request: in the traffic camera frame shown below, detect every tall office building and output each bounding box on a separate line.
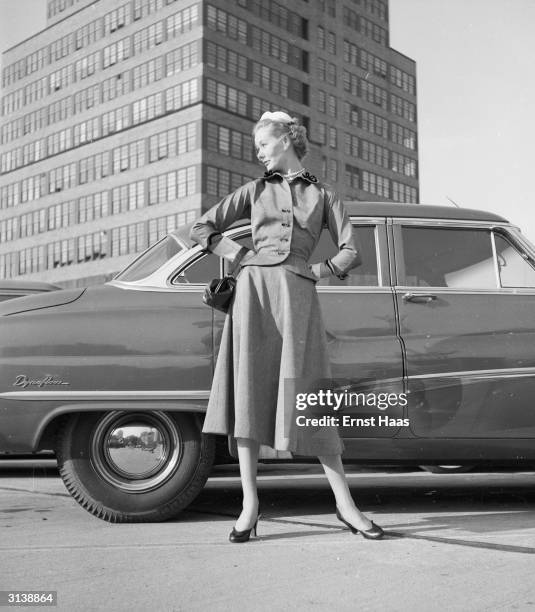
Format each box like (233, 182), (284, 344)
(0, 0), (418, 287)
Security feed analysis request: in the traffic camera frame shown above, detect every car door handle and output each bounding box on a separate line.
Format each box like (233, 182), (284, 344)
(402, 292), (438, 303)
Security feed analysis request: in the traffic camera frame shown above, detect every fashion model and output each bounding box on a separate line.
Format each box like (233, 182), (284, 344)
(190, 111), (384, 542)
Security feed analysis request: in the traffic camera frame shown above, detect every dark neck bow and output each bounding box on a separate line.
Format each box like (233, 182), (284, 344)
(263, 169), (318, 183)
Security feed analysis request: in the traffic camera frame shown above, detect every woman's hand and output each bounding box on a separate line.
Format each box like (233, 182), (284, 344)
(309, 262), (330, 280)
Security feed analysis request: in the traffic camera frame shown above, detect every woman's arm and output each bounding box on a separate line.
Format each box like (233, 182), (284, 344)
(189, 182), (254, 267)
(310, 188), (361, 280)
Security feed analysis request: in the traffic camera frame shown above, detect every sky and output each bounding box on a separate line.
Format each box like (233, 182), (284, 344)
(1, 0), (534, 241)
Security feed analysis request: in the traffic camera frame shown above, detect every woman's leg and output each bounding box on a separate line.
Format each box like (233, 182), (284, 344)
(234, 437), (260, 531)
(318, 453), (374, 531)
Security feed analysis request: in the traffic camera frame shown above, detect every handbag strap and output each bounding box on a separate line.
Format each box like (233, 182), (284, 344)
(227, 246), (249, 277)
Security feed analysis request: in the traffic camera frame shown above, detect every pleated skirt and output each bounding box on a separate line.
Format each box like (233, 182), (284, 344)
(202, 264), (344, 456)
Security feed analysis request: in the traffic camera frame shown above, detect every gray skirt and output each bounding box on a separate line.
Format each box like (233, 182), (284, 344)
(202, 264), (344, 456)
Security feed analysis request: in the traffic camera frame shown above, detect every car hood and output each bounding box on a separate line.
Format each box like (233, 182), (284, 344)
(0, 287), (86, 316)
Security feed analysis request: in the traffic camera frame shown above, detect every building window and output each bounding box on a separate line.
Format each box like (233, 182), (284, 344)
(392, 180), (417, 203)
(343, 102), (359, 127)
(78, 231), (108, 262)
(205, 166), (251, 197)
(391, 93), (416, 123)
(344, 133), (359, 158)
(166, 41), (199, 77)
(392, 152), (417, 178)
(103, 39), (130, 70)
(317, 90), (326, 114)
(362, 140), (389, 169)
(205, 42), (247, 80)
(205, 79), (247, 115)
(102, 105), (130, 136)
(326, 31), (336, 55)
(345, 164), (360, 192)
(252, 62), (288, 97)
(328, 127), (337, 149)
(391, 122), (417, 150)
(361, 110), (388, 139)
(362, 170), (390, 198)
(148, 122), (197, 162)
(205, 5), (247, 43)
(240, 0), (307, 39)
(342, 70), (358, 96)
(133, 92), (163, 125)
(250, 24), (308, 71)
(167, 4), (200, 38)
(133, 21), (165, 55)
(148, 166), (197, 205)
(390, 66), (416, 95)
(206, 123), (253, 161)
(73, 117), (99, 146)
(79, 191), (110, 223)
(103, 3), (128, 35)
(360, 79), (388, 110)
(165, 78), (199, 112)
(102, 71), (129, 103)
(328, 159), (338, 182)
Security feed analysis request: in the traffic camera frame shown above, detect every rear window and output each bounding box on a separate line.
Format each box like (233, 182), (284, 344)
(114, 235), (184, 282)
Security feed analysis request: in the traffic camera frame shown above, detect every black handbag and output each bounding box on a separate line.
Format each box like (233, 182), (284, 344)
(203, 275), (237, 313)
(203, 246), (250, 313)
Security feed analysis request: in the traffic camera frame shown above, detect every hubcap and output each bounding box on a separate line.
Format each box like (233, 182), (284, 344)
(91, 412), (182, 492)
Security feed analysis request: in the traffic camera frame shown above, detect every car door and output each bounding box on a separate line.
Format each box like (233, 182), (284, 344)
(312, 219), (405, 444)
(393, 219), (535, 438)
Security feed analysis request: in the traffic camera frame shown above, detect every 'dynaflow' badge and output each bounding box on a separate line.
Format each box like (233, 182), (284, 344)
(12, 374), (70, 389)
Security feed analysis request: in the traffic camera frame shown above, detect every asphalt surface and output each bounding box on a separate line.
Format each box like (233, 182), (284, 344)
(1, 461), (535, 611)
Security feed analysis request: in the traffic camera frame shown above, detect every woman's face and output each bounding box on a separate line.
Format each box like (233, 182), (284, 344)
(254, 125), (289, 172)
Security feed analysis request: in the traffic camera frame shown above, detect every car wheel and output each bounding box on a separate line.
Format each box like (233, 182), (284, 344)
(55, 411), (215, 523)
(419, 465), (475, 474)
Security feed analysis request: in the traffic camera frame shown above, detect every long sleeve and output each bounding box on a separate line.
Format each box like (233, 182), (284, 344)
(322, 188), (361, 277)
(189, 182), (254, 264)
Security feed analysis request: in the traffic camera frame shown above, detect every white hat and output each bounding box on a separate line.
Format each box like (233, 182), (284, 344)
(259, 111), (294, 123)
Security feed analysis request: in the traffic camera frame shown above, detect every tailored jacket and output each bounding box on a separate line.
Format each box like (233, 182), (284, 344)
(189, 170), (361, 282)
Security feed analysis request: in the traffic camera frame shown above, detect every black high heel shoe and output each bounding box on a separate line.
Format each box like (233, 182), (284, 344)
(335, 507), (385, 540)
(229, 513), (261, 543)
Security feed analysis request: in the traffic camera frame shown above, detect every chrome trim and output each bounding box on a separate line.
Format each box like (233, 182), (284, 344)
(508, 227), (535, 261)
(374, 224), (383, 287)
(316, 286), (391, 293)
(408, 367), (535, 382)
(391, 218), (514, 229)
(349, 216), (387, 224)
(394, 285), (535, 295)
(0, 390), (211, 401)
(490, 230), (500, 288)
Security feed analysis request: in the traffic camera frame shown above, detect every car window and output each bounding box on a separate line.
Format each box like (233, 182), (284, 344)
(398, 226), (497, 288)
(494, 232), (535, 288)
(173, 252), (219, 284)
(114, 235), (184, 282)
(311, 225), (379, 286)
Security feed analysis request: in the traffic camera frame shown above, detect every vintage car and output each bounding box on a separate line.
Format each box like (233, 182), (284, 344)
(1, 201), (535, 522)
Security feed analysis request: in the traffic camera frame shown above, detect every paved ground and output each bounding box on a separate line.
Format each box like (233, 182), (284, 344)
(1, 461), (535, 611)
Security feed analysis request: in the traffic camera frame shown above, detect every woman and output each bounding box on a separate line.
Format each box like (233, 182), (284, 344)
(190, 111), (384, 542)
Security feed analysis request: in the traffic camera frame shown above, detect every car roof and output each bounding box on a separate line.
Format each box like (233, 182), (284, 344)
(0, 279), (63, 291)
(343, 201), (509, 222)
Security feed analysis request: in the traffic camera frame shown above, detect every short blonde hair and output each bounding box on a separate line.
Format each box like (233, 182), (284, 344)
(252, 115), (309, 160)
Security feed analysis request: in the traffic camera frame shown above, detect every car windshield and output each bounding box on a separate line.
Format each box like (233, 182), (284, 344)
(113, 234), (185, 282)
